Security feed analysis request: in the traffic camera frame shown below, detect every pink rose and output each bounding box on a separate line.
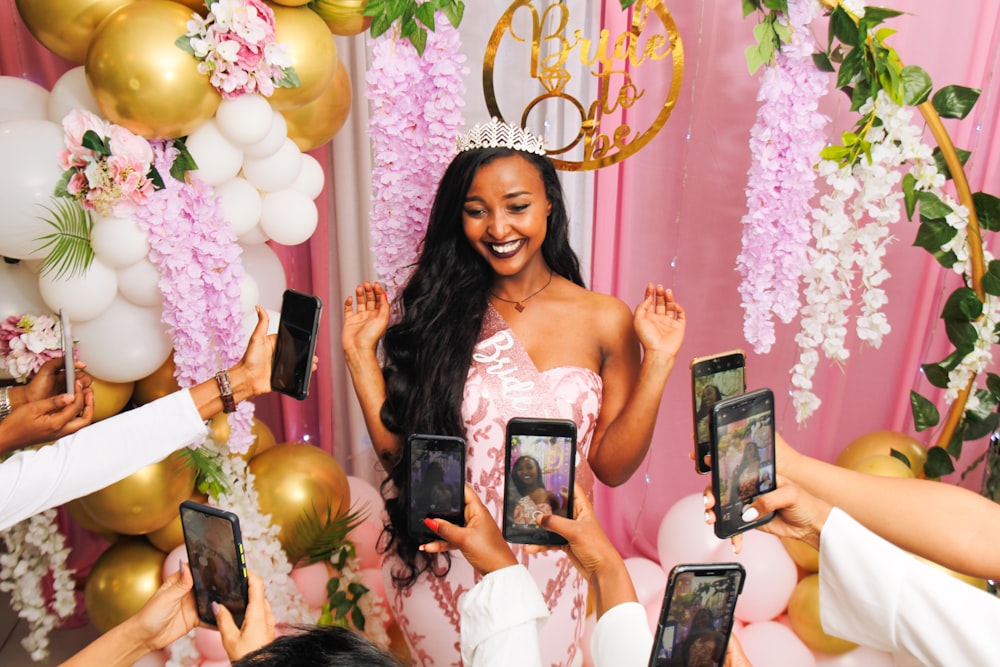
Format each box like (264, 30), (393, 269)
(107, 125), (153, 167)
(61, 108), (108, 149)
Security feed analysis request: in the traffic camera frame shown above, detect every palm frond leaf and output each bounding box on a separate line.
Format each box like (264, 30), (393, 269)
(33, 198), (95, 280)
(286, 500), (367, 566)
(177, 445), (232, 498)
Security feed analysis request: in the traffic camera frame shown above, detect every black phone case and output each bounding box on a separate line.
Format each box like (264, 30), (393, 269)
(648, 562), (746, 667)
(502, 417), (577, 546)
(179, 500), (249, 628)
(690, 350), (746, 475)
(709, 388), (776, 539)
(404, 434), (466, 543)
(271, 289), (322, 400)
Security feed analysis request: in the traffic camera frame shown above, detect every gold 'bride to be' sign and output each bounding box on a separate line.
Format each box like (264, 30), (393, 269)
(484, 0), (683, 171)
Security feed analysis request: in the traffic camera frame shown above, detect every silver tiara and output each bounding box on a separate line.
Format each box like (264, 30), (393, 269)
(455, 117), (547, 156)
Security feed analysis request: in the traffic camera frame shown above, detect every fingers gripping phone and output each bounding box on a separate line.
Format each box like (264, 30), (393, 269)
(710, 388), (776, 539)
(271, 289), (322, 400)
(690, 350), (746, 474)
(59, 309), (74, 395)
(405, 434), (466, 543)
(502, 417), (577, 546)
(180, 500), (249, 628)
(648, 563), (745, 667)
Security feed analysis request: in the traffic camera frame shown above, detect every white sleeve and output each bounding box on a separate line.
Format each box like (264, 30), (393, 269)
(591, 601), (653, 667)
(0, 389), (207, 530)
(460, 564), (549, 667)
(819, 506), (1000, 667)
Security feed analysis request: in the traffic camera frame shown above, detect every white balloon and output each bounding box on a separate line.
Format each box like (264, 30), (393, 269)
(0, 259), (47, 319)
(239, 306), (280, 350)
(0, 119), (66, 260)
(186, 119), (244, 186)
(91, 215), (150, 268)
(291, 153), (326, 200)
(242, 112), (287, 159)
(215, 94), (274, 146)
(239, 273), (261, 314)
(46, 67), (100, 123)
(73, 297), (172, 383)
(240, 243), (286, 312)
(259, 190), (318, 246)
(241, 138), (302, 192)
(117, 258), (162, 307)
(0, 76), (49, 122)
(214, 177), (262, 236)
(238, 224), (270, 245)
(38, 258), (118, 322)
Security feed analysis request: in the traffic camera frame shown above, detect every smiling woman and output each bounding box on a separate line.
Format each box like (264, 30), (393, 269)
(341, 117), (688, 665)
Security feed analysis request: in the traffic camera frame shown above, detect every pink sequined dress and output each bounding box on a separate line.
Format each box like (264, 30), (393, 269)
(384, 305), (603, 667)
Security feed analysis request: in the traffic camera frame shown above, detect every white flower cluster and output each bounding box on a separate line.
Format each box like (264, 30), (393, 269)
(791, 91), (936, 422)
(0, 510), (76, 662)
(337, 552), (392, 648)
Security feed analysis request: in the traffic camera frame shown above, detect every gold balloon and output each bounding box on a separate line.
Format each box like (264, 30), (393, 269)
(267, 4), (339, 110)
(915, 556), (990, 592)
(90, 376), (135, 421)
(282, 57), (352, 152)
(272, 0), (312, 5)
(79, 451), (196, 535)
(172, 0), (208, 11)
(385, 618), (412, 666)
(309, 0), (371, 37)
(86, 0), (221, 139)
(837, 430), (928, 477)
(781, 536), (819, 573)
(84, 538), (165, 633)
(209, 414), (278, 460)
(787, 574), (857, 655)
(132, 354), (179, 406)
(15, 0), (134, 63)
(851, 454), (915, 479)
(67, 498), (119, 543)
(147, 491), (206, 552)
(248, 442), (350, 556)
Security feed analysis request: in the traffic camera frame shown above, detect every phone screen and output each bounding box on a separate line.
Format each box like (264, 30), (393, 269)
(180, 501), (249, 628)
(649, 563), (745, 667)
(503, 417), (576, 545)
(691, 351), (746, 474)
(406, 435), (466, 542)
(59, 309), (74, 395)
(710, 388), (775, 539)
(271, 289), (322, 400)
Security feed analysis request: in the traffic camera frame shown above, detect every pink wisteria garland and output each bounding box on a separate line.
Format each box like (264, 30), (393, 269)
(366, 12), (467, 298)
(135, 143), (255, 454)
(737, 0), (830, 354)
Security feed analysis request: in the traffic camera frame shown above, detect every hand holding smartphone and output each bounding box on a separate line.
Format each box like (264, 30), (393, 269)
(502, 417), (577, 545)
(405, 434), (466, 543)
(271, 289), (322, 400)
(690, 350), (746, 474)
(648, 563), (745, 667)
(59, 309), (74, 395)
(179, 500), (249, 628)
(709, 387), (776, 539)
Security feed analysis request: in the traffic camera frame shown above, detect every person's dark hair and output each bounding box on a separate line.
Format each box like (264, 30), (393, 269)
(231, 625), (404, 667)
(378, 146), (584, 588)
(512, 455), (545, 495)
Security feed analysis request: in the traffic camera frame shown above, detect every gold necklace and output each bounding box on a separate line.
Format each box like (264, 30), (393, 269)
(489, 271), (554, 312)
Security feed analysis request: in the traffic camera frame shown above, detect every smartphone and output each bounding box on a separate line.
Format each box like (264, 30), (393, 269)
(405, 434), (466, 543)
(710, 387), (776, 539)
(270, 289), (323, 400)
(690, 350), (746, 474)
(502, 417), (577, 545)
(59, 309), (74, 395)
(179, 500), (249, 628)
(648, 563), (745, 667)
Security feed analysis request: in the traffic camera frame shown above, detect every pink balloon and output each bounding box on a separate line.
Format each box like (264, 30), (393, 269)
(739, 621), (816, 667)
(351, 520), (383, 571)
(131, 650), (167, 667)
(813, 645), (896, 667)
(162, 544), (189, 579)
(623, 557), (667, 607)
(721, 531), (797, 623)
(656, 493), (725, 575)
(199, 661), (231, 667)
(644, 597), (662, 635)
(359, 567), (387, 606)
(347, 475), (385, 523)
(290, 561), (332, 609)
(194, 628), (227, 661)
(580, 612), (597, 667)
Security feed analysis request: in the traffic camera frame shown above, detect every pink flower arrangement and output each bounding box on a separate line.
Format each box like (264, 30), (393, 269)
(178, 0), (299, 99)
(0, 314), (63, 383)
(54, 109), (157, 218)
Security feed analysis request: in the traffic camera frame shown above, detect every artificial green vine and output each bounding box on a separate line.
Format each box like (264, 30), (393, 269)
(363, 0), (464, 55)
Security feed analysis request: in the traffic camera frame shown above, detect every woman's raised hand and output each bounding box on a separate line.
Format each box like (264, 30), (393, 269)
(633, 283), (685, 359)
(342, 281), (391, 355)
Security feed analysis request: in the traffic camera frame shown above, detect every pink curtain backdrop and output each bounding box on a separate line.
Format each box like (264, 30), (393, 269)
(4, 0), (1000, 564)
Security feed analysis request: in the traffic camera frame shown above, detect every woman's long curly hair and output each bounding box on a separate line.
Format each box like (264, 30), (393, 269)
(378, 147), (584, 587)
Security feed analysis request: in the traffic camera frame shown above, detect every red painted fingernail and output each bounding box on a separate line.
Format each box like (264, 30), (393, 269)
(423, 517), (439, 532)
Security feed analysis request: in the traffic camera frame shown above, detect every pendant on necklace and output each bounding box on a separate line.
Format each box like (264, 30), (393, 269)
(514, 302), (525, 313)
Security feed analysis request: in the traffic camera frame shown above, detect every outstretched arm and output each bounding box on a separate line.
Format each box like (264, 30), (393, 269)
(589, 284), (685, 486)
(0, 357), (95, 452)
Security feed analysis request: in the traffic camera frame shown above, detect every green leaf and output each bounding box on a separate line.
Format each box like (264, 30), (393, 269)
(177, 445), (232, 498)
(910, 390), (940, 431)
(923, 446), (955, 479)
(941, 286), (983, 321)
(408, 25), (428, 55)
(902, 173), (917, 219)
(741, 0), (758, 18)
(81, 129), (110, 155)
(830, 7), (859, 46)
(441, 0), (463, 27)
(946, 423), (965, 458)
(745, 44), (767, 75)
(920, 346), (972, 389)
(861, 7), (904, 22)
(932, 85), (981, 120)
(347, 582), (369, 597)
(944, 319), (977, 347)
(351, 606), (366, 631)
(988, 372), (1000, 402)
(169, 138), (199, 181)
(888, 448), (912, 468)
(369, 13), (393, 38)
(762, 0), (786, 10)
(972, 191), (1000, 232)
(931, 146), (971, 181)
(812, 51), (835, 72)
(915, 190), (953, 221)
(415, 2), (435, 29)
(32, 198), (95, 280)
(912, 219), (957, 254)
(285, 499), (366, 566)
(837, 46), (863, 89)
(982, 260), (1000, 296)
(900, 65), (932, 106)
